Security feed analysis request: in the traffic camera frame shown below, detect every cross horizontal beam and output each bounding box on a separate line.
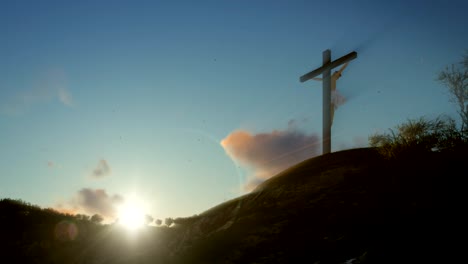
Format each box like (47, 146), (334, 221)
(299, 51), (357, 83)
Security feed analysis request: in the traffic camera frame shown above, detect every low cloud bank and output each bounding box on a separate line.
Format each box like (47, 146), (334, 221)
(221, 122), (321, 191)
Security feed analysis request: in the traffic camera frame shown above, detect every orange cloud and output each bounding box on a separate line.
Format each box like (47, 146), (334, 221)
(221, 123), (321, 191)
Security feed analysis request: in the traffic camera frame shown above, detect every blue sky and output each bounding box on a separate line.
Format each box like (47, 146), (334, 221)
(1, 0), (467, 221)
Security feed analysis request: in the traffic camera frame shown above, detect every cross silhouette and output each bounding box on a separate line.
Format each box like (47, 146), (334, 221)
(300, 50), (357, 154)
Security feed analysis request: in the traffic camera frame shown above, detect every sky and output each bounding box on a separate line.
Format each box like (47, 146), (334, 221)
(1, 0), (467, 222)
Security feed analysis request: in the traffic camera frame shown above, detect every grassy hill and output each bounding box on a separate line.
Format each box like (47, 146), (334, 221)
(166, 147), (465, 264)
(1, 147), (466, 263)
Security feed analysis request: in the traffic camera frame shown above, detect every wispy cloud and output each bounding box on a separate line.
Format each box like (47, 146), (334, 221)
(91, 159), (111, 178)
(57, 86), (73, 107)
(221, 121), (321, 192)
(1, 68), (74, 115)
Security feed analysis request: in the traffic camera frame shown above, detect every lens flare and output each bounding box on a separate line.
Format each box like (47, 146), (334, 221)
(54, 221), (78, 241)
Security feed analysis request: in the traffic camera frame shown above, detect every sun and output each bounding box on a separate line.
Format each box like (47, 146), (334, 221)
(117, 202), (145, 230)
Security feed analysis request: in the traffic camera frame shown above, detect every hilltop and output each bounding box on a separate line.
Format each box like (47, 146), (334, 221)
(1, 147), (466, 263)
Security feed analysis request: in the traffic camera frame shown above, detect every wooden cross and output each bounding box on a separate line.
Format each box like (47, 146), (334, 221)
(299, 49), (357, 154)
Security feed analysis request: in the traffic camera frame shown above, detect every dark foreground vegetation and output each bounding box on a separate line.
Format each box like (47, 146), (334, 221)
(1, 116), (467, 263)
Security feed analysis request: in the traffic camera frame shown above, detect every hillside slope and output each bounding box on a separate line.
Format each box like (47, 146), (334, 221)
(167, 147), (465, 264)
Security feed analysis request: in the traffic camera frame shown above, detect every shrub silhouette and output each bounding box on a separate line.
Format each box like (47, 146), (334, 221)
(369, 115), (467, 159)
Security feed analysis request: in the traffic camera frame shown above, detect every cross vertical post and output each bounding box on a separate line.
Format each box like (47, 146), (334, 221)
(299, 50), (357, 155)
(322, 50), (332, 154)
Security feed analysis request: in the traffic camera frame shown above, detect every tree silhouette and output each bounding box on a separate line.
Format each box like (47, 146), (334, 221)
(91, 214), (104, 224)
(155, 219), (162, 226)
(76, 214), (90, 221)
(438, 52), (468, 132)
(165, 217), (174, 226)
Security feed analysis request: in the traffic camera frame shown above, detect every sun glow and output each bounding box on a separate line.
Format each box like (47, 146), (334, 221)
(117, 202), (145, 230)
